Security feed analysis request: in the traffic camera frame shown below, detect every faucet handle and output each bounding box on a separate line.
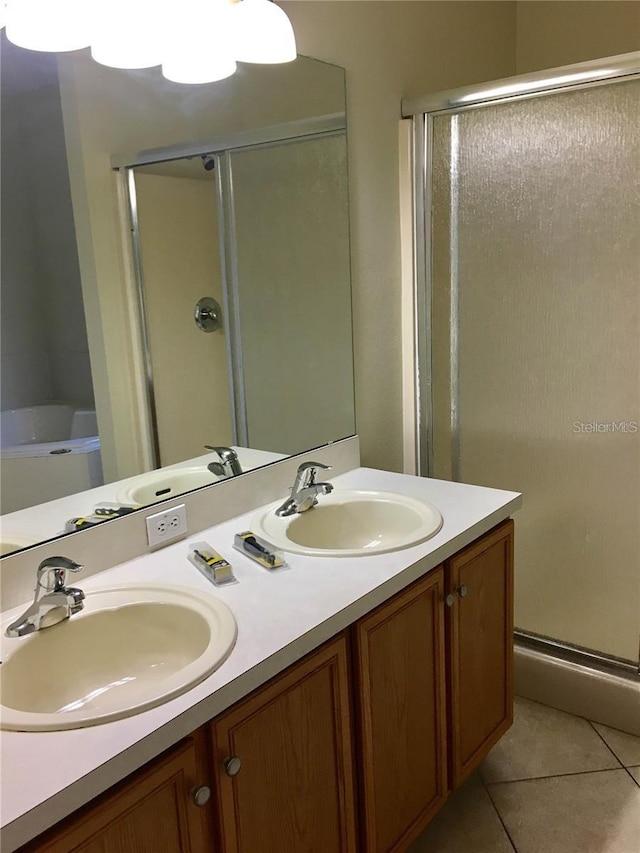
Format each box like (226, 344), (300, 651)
(297, 461), (331, 471)
(37, 556), (83, 592)
(297, 461), (331, 481)
(293, 461), (332, 490)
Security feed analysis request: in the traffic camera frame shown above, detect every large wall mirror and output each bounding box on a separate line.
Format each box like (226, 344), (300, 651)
(0, 34), (355, 555)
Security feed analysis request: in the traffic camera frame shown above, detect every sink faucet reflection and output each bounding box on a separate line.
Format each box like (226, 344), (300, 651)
(5, 556), (85, 638)
(205, 446), (243, 479)
(276, 462), (334, 517)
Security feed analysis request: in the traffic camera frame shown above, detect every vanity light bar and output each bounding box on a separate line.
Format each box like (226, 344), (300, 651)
(1, 0), (297, 83)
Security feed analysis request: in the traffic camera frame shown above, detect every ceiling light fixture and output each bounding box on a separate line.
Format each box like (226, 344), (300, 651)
(6, 0), (91, 53)
(231, 0), (297, 64)
(1, 0), (297, 85)
(162, 0), (237, 84)
(91, 0), (165, 70)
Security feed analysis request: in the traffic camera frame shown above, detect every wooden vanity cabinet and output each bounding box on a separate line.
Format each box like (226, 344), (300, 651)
(352, 568), (448, 853)
(17, 521), (514, 853)
(352, 521), (514, 850)
(446, 519), (514, 787)
(209, 633), (357, 853)
(21, 729), (215, 853)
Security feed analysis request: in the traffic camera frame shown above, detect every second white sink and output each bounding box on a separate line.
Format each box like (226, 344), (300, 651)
(0, 535), (36, 556)
(117, 467), (220, 506)
(251, 489), (443, 557)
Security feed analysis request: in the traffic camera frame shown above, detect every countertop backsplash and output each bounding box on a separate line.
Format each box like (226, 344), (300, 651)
(0, 436), (360, 610)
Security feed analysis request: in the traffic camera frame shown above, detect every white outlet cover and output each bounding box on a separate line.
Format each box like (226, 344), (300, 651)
(146, 504), (188, 549)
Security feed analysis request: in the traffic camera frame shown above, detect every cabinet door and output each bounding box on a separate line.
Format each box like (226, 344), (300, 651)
(353, 568), (448, 853)
(447, 519), (514, 787)
(211, 634), (357, 853)
(22, 730), (215, 853)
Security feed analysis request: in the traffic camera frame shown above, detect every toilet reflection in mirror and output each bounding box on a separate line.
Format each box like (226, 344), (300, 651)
(0, 33), (355, 552)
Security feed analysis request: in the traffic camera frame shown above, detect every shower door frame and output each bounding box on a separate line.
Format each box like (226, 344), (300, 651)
(403, 52), (640, 674)
(402, 51), (640, 482)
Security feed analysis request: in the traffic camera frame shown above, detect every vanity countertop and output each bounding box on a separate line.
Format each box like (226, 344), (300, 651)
(0, 467), (521, 852)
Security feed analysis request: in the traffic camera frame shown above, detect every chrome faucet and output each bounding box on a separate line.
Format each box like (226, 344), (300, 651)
(205, 446), (243, 479)
(5, 556), (85, 638)
(275, 462), (334, 517)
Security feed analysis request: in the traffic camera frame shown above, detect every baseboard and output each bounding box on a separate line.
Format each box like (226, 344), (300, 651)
(514, 642), (640, 737)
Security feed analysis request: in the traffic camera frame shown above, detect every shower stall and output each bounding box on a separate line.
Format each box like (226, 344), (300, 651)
(403, 54), (639, 725)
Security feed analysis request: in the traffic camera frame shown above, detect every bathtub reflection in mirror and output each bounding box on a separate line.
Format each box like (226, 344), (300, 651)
(0, 404), (103, 513)
(0, 36), (355, 554)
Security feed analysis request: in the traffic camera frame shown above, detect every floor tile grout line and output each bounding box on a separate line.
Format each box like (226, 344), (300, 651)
(483, 765), (629, 787)
(588, 720), (630, 769)
(480, 776), (519, 853)
(621, 765), (640, 789)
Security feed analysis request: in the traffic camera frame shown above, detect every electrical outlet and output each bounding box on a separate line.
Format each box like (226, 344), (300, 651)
(146, 503), (188, 549)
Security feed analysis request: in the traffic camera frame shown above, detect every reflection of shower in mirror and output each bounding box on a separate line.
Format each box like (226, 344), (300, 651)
(126, 122), (354, 471)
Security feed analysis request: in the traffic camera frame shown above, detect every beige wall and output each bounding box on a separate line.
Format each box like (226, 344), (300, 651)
(516, 1), (640, 73)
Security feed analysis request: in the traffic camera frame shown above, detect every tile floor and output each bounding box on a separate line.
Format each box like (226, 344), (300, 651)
(410, 697), (640, 853)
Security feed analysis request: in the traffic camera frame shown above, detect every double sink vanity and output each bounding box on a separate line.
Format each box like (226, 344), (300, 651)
(0, 459), (521, 852)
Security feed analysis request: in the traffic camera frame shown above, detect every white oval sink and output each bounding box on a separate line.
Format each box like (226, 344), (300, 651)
(0, 585), (237, 731)
(251, 489), (443, 557)
(117, 467), (220, 506)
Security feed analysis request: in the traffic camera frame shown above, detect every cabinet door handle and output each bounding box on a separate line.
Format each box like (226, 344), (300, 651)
(224, 756), (242, 777)
(190, 785), (212, 807)
(457, 585), (468, 599)
(442, 593), (455, 608)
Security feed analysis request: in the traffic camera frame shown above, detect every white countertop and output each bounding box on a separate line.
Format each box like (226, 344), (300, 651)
(0, 467), (521, 851)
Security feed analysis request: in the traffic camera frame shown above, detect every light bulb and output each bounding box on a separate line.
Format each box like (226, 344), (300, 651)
(91, 1), (165, 69)
(162, 0), (236, 84)
(6, 0), (92, 52)
(231, 0), (296, 64)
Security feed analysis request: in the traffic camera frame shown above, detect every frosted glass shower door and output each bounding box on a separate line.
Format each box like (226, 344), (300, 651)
(224, 134), (355, 455)
(430, 79), (639, 661)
